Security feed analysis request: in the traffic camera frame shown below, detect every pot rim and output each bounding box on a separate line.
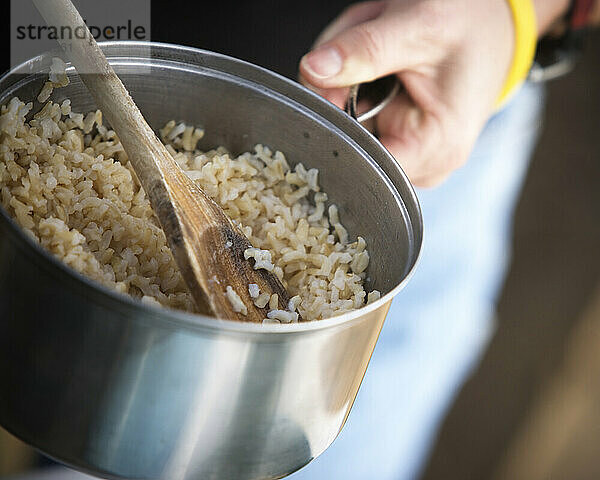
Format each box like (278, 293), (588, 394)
(0, 41), (423, 335)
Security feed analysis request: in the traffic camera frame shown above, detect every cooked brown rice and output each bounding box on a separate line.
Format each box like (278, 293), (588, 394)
(0, 64), (380, 322)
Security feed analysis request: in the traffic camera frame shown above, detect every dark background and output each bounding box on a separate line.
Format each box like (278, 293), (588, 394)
(2, 1), (353, 81)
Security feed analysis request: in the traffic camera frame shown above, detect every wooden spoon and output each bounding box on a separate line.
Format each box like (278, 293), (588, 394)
(33, 0), (296, 322)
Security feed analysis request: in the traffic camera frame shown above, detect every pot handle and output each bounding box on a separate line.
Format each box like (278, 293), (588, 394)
(345, 75), (401, 123)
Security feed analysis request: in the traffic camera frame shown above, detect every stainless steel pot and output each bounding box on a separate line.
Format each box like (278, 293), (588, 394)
(0, 42), (422, 480)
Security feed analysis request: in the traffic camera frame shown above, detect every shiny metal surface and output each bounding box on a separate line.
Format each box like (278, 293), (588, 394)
(345, 75), (401, 123)
(0, 43), (422, 480)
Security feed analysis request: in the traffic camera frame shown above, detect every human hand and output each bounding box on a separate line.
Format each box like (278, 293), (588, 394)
(299, 0), (557, 187)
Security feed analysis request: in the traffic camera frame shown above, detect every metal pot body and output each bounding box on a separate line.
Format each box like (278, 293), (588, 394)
(0, 43), (422, 480)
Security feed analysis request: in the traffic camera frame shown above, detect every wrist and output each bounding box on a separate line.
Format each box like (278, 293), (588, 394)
(594, 1), (600, 24)
(529, 0), (597, 82)
(533, 0), (571, 36)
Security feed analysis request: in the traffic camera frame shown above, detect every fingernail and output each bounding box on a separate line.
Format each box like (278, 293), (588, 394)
(301, 46), (343, 79)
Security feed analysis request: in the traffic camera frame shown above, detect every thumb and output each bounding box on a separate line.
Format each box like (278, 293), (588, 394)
(300, 14), (417, 89)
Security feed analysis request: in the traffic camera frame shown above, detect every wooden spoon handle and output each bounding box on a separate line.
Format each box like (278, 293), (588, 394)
(32, 0), (172, 192)
(32, 0), (297, 322)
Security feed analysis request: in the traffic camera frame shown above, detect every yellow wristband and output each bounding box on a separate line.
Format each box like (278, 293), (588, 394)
(496, 0), (538, 108)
